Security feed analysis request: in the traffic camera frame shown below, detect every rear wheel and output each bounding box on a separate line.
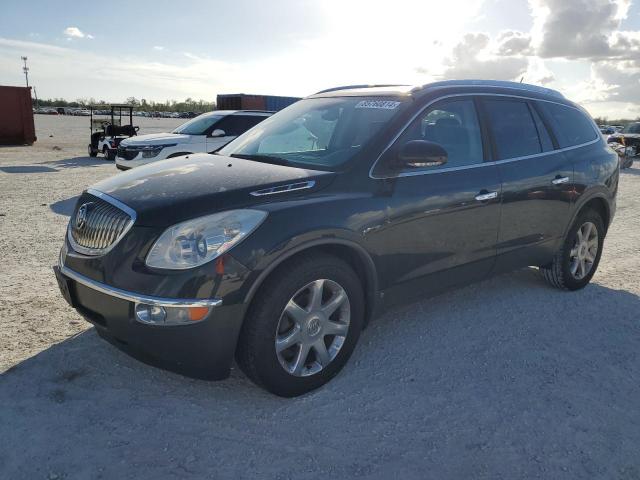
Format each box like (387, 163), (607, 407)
(236, 254), (364, 397)
(88, 144), (98, 157)
(103, 146), (116, 161)
(541, 209), (605, 290)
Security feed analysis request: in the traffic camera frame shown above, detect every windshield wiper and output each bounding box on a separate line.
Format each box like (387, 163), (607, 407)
(229, 153), (291, 166)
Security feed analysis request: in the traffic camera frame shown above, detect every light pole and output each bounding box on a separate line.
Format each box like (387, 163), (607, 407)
(21, 56), (29, 87)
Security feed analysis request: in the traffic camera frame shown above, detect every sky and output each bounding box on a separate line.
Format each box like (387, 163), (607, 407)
(2, 0), (640, 118)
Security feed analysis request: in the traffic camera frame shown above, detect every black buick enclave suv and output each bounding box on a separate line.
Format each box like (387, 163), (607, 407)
(55, 80), (618, 396)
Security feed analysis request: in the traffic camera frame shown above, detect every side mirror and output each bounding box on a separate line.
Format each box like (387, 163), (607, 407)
(397, 140), (448, 169)
(210, 129), (226, 138)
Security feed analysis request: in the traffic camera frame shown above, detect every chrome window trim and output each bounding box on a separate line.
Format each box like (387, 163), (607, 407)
(369, 92), (602, 179)
(58, 263), (222, 308)
(67, 188), (137, 257)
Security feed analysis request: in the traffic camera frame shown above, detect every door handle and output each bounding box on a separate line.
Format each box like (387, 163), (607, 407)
(475, 191), (498, 202)
(552, 176), (570, 185)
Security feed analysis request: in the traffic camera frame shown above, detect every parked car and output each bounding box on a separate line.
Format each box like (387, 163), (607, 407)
(55, 80), (618, 397)
(115, 110), (272, 170)
(607, 122), (640, 169)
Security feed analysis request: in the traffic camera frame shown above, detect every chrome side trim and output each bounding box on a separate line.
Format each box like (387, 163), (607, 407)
(67, 189), (137, 257)
(59, 263), (223, 308)
(369, 92), (601, 180)
(552, 176), (570, 185)
(250, 180), (316, 196)
(475, 191), (498, 201)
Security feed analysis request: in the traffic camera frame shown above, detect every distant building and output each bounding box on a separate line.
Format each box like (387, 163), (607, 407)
(216, 94), (300, 112)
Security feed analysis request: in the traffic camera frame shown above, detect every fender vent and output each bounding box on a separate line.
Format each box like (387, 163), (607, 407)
(250, 180), (316, 196)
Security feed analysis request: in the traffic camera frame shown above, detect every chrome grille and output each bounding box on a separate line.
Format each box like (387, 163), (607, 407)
(68, 190), (135, 255)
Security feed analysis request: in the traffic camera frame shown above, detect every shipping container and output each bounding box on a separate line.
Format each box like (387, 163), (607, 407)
(0, 85), (36, 145)
(216, 94), (300, 112)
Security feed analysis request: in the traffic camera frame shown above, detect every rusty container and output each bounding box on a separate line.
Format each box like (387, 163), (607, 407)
(0, 85), (37, 145)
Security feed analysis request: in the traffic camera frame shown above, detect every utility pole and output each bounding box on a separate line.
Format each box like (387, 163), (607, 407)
(21, 56), (29, 87)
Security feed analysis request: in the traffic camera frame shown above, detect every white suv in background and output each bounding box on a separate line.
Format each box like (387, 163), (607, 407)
(115, 110), (272, 170)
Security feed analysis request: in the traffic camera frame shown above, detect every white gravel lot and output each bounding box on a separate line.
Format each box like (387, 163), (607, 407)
(1, 115), (639, 479)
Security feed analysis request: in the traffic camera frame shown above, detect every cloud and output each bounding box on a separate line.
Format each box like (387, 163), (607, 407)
(496, 31), (533, 56)
(63, 27), (93, 40)
(441, 33), (529, 81)
(530, 0), (629, 59)
(153, 46), (164, 51)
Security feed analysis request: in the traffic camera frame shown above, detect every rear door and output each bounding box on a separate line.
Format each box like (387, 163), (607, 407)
(480, 96), (573, 270)
(370, 97), (502, 304)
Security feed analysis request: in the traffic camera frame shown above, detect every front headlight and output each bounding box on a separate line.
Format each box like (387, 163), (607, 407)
(145, 210), (267, 269)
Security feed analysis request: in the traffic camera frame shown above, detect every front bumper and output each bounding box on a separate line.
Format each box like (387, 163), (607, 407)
(54, 263), (245, 380)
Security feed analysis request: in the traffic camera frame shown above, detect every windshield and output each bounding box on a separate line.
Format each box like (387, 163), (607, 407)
(217, 97), (408, 170)
(622, 123), (640, 134)
(173, 114), (223, 135)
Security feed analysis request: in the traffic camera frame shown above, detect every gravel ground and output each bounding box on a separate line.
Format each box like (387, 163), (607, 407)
(1, 115), (639, 479)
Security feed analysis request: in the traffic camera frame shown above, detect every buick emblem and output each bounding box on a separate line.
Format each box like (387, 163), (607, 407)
(75, 202), (93, 230)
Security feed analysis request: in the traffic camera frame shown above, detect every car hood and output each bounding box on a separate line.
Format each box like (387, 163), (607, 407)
(121, 132), (199, 146)
(90, 153), (333, 226)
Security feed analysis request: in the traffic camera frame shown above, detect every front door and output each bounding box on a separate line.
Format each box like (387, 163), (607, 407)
(369, 97), (502, 305)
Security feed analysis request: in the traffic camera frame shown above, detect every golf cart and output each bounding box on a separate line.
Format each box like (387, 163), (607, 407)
(88, 104), (139, 160)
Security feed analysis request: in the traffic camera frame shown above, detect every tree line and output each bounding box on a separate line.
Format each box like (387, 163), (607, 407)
(33, 97), (216, 113)
(593, 117), (638, 126)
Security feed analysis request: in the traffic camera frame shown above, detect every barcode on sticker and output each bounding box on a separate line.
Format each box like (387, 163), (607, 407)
(355, 100), (401, 109)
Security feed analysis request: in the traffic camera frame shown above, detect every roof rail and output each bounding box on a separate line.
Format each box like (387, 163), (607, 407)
(314, 84), (410, 94)
(418, 80), (564, 98)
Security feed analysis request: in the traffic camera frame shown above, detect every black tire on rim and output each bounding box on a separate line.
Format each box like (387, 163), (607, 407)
(540, 208), (605, 291)
(104, 147), (116, 161)
(236, 253), (365, 397)
(88, 144), (98, 157)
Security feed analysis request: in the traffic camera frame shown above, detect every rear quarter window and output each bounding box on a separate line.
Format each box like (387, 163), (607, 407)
(537, 102), (597, 148)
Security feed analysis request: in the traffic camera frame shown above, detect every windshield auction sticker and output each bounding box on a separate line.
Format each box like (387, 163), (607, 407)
(354, 100), (401, 109)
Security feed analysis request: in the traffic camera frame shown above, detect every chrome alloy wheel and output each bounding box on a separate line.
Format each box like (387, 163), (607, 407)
(569, 221), (599, 280)
(275, 279), (351, 377)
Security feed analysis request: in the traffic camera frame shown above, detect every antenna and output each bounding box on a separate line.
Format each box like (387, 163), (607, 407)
(21, 56), (30, 88)
(519, 76), (524, 83)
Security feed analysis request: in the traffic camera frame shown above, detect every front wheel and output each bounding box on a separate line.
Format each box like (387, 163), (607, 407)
(88, 144), (98, 157)
(541, 209), (605, 290)
(236, 253), (365, 397)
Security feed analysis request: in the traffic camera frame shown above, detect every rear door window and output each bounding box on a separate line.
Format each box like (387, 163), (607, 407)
(536, 102), (597, 148)
(482, 98), (541, 160)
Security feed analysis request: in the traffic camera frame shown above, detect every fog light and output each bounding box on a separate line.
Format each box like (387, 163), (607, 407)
(134, 303), (210, 325)
(135, 304), (167, 324)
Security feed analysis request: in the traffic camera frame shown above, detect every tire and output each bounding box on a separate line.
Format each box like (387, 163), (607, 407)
(103, 146), (116, 161)
(236, 253), (365, 397)
(540, 209), (605, 290)
(88, 144), (98, 157)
